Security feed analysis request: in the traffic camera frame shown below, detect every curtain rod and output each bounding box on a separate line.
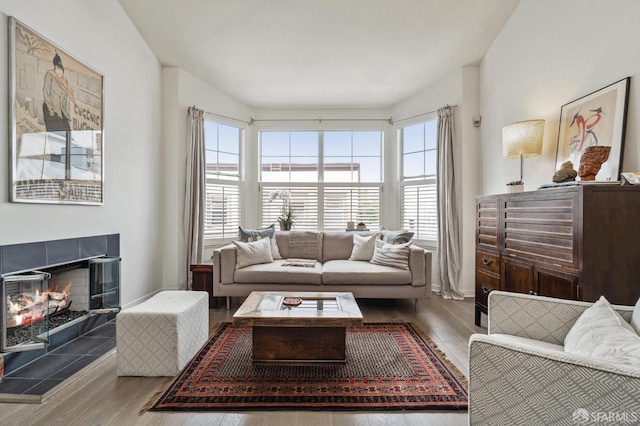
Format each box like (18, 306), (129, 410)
(249, 117), (393, 125)
(198, 104), (457, 126)
(203, 110), (252, 125)
(393, 104), (458, 125)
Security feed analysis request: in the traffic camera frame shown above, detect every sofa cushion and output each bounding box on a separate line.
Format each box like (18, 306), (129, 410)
(370, 239), (411, 270)
(380, 227), (414, 244)
(322, 260), (411, 285)
(564, 296), (640, 368)
(232, 238), (273, 269)
(323, 232), (355, 261)
(238, 224), (281, 259)
(348, 233), (379, 261)
(234, 259), (322, 285)
(632, 297), (640, 335)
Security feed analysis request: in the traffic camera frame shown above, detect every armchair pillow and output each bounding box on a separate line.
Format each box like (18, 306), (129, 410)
(370, 239), (411, 270)
(348, 233), (379, 261)
(238, 224), (281, 259)
(631, 297), (640, 335)
(379, 226), (414, 244)
(564, 296), (640, 368)
(232, 238), (274, 269)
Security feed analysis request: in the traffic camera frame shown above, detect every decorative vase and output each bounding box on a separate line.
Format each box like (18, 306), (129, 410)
(279, 220), (292, 231)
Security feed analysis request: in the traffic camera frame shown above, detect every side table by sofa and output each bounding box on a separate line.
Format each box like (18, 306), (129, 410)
(190, 260), (218, 308)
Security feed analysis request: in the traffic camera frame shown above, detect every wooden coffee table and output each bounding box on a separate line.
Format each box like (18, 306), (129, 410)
(232, 291), (363, 364)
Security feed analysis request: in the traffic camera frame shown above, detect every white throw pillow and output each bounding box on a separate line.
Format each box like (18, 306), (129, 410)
(369, 239), (411, 270)
(632, 297), (640, 335)
(232, 238), (274, 269)
(238, 224), (282, 260)
(349, 233), (379, 261)
(564, 296), (640, 368)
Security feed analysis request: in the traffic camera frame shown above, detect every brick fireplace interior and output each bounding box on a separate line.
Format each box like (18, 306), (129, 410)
(0, 234), (120, 403)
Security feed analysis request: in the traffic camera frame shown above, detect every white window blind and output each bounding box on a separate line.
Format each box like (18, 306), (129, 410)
(401, 181), (437, 242)
(260, 185), (319, 231)
(204, 181), (240, 240)
(323, 185), (380, 231)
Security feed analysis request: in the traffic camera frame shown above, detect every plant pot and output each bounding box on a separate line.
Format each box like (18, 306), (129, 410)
(279, 220), (292, 231)
(506, 184), (524, 193)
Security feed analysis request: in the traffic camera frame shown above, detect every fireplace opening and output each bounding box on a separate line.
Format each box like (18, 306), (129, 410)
(1, 257), (120, 353)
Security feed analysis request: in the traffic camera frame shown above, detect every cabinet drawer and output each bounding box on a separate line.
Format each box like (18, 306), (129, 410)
(476, 251), (500, 275)
(475, 272), (500, 310)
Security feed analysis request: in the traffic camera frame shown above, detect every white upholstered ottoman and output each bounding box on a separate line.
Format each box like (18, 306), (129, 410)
(116, 290), (209, 376)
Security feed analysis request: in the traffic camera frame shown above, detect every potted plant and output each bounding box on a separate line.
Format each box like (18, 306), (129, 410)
(506, 180), (524, 193)
(269, 189), (295, 230)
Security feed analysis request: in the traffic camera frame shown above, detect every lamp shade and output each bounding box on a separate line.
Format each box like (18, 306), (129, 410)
(502, 119), (545, 159)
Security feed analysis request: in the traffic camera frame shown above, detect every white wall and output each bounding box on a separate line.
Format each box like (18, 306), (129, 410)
(160, 68), (252, 288)
(0, 1), (163, 307)
(481, 0), (640, 195)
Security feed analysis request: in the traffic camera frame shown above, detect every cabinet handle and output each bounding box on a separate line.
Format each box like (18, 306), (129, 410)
(482, 258), (493, 266)
(481, 285), (492, 294)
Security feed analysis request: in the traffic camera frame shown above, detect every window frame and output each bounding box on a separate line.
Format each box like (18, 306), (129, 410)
(203, 114), (244, 246)
(399, 116), (438, 249)
(258, 128), (383, 231)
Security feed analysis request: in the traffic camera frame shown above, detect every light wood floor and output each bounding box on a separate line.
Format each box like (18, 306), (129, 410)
(0, 296), (486, 426)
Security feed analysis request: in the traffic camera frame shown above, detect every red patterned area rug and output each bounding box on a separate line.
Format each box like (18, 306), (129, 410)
(146, 322), (468, 412)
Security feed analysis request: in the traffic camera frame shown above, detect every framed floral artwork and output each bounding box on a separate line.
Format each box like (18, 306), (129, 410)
(9, 17), (105, 205)
(555, 77), (630, 182)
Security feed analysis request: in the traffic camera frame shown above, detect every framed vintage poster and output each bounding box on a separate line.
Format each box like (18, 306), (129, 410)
(554, 77), (630, 182)
(9, 17), (104, 205)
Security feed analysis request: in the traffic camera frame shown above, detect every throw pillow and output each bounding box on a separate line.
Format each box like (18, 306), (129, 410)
(370, 238), (411, 270)
(564, 296), (640, 368)
(238, 224), (282, 260)
(632, 297), (640, 335)
(379, 226), (414, 244)
(349, 233), (379, 261)
(232, 238), (274, 269)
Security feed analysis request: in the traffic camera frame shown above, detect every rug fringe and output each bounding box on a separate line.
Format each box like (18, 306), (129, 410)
(139, 322), (225, 415)
(139, 376), (174, 415)
(409, 324), (469, 390)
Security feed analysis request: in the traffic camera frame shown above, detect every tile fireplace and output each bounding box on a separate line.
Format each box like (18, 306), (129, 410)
(0, 234), (120, 401)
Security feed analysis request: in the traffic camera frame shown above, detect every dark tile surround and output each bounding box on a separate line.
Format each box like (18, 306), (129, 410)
(0, 314), (117, 400)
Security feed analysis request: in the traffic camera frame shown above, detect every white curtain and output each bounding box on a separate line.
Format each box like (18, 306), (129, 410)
(183, 106), (206, 290)
(436, 106), (464, 300)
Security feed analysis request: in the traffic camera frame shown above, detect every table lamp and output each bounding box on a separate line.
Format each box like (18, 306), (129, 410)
(502, 119), (544, 187)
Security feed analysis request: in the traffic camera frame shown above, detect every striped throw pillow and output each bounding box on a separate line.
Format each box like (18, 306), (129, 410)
(370, 239), (411, 270)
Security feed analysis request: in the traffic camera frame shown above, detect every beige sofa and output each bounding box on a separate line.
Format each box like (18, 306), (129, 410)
(212, 231), (431, 309)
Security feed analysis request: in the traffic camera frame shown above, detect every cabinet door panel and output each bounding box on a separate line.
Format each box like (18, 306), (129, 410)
(475, 271), (500, 311)
(534, 266), (578, 300)
(502, 258), (533, 294)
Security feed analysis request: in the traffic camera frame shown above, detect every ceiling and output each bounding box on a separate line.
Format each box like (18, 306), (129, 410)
(118, 0), (520, 109)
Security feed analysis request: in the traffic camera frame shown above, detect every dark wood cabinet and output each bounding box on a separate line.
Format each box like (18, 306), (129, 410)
(190, 260), (218, 308)
(475, 185), (640, 326)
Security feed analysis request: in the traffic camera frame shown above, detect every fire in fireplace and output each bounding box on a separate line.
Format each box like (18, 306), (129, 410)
(1, 257), (120, 353)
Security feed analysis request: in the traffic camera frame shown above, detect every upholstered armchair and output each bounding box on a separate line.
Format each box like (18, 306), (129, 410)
(468, 291), (640, 425)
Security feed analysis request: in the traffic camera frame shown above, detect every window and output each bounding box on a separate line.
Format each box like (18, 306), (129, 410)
(401, 120), (438, 245)
(204, 119), (241, 241)
(260, 130), (382, 231)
